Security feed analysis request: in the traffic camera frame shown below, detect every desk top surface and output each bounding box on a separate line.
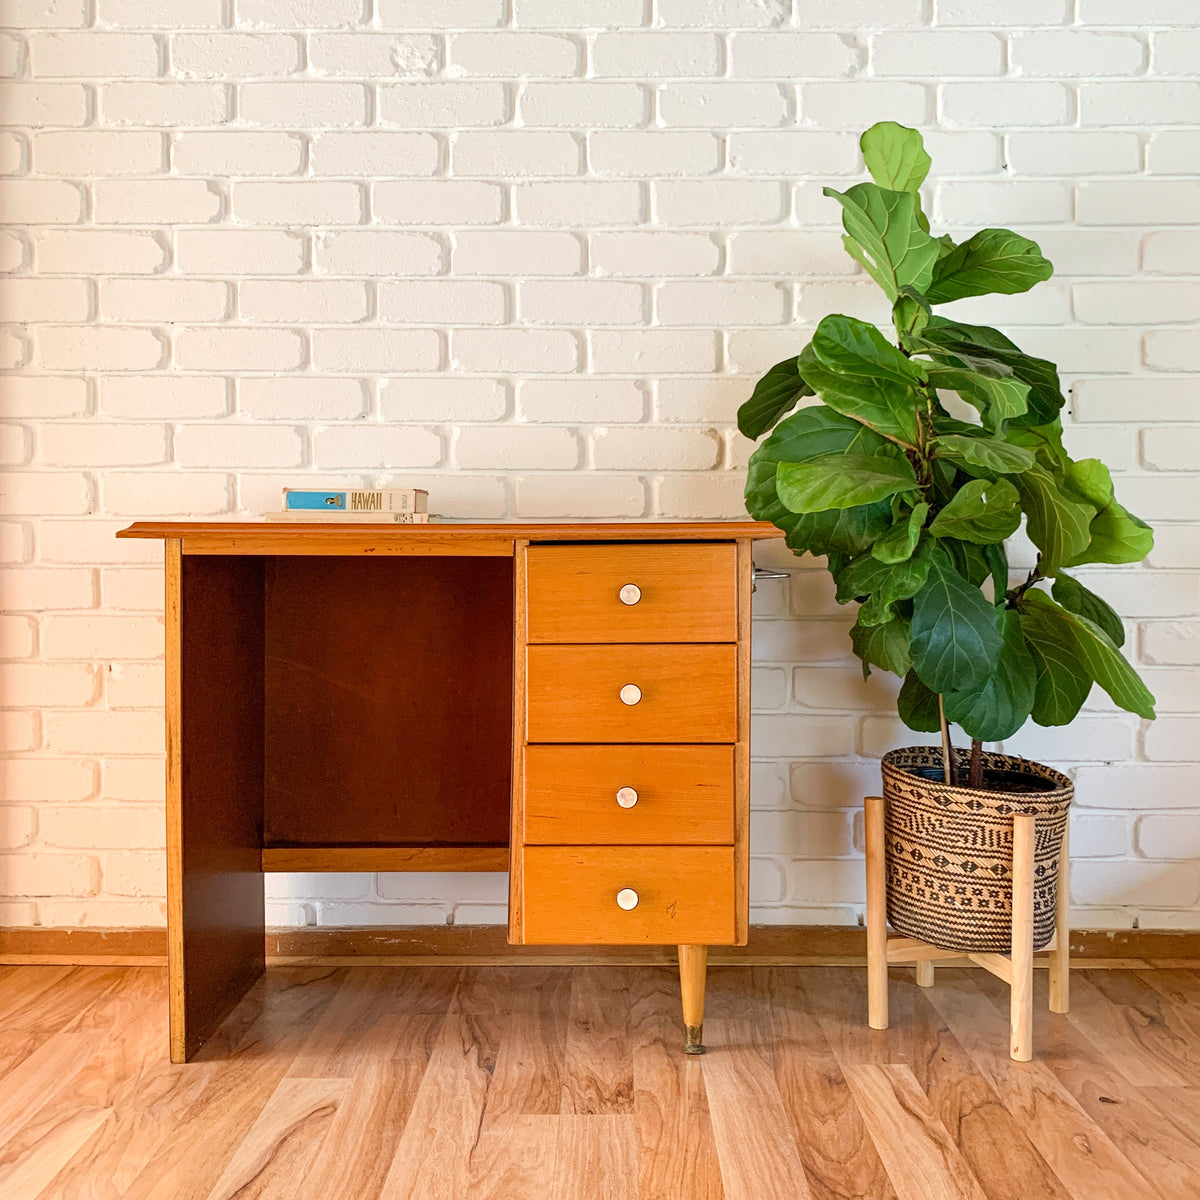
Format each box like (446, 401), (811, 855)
(118, 519), (783, 554)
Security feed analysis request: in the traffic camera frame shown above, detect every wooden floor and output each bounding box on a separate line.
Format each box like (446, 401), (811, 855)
(3, 963), (1200, 1199)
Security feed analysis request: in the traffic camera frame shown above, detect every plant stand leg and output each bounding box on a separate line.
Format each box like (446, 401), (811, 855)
(1049, 820), (1070, 1015)
(865, 795), (889, 1030)
(679, 944), (708, 1055)
(1010, 814), (1036, 1062)
(915, 960), (935, 988)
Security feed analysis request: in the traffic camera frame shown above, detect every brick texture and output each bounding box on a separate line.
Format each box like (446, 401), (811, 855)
(0, 3), (1197, 931)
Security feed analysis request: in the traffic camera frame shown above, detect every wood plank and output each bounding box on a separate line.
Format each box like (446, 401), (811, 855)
(843, 1064), (990, 1200)
(1065, 971), (1191, 1087)
(0, 1108), (113, 1200)
(3, 925), (1198, 967)
(551, 1115), (636, 1200)
(484, 968), (571, 1119)
(763, 967), (899, 1200)
(467, 1115), (560, 1200)
(173, 552), (267, 1062)
(924, 972), (1160, 1200)
(117, 520), (783, 548)
(906, 986), (1073, 1200)
(299, 1019), (443, 1200)
(561, 966), (634, 1115)
(969, 971), (1200, 1200)
(508, 538), (529, 945)
(377, 1004), (496, 1200)
(203, 1076), (349, 1200)
(261, 846), (508, 872)
(702, 1017), (815, 1200)
(734, 538), (753, 945)
(630, 968), (724, 1200)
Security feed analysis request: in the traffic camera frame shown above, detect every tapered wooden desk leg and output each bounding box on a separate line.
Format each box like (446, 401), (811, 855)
(915, 960), (935, 988)
(1049, 820), (1070, 1014)
(679, 944), (708, 1055)
(1010, 814), (1036, 1062)
(865, 795), (889, 1030)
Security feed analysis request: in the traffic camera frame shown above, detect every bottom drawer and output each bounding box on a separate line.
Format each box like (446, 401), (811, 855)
(520, 846), (735, 945)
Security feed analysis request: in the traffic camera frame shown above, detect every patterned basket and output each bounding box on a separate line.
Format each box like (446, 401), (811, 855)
(880, 746), (1073, 954)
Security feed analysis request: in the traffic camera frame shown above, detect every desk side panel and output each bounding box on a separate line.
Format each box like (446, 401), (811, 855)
(172, 552), (266, 1061)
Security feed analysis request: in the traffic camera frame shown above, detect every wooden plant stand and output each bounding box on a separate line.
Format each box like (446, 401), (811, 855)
(864, 794), (1070, 1062)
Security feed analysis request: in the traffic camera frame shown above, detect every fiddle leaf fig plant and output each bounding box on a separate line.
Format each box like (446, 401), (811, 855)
(741, 122), (1156, 786)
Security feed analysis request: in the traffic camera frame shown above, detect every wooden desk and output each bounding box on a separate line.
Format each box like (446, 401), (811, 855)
(118, 520), (781, 1062)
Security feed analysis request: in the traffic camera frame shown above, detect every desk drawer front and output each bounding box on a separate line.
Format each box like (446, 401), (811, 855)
(526, 544), (737, 644)
(521, 846), (735, 944)
(524, 744), (734, 845)
(525, 644), (737, 743)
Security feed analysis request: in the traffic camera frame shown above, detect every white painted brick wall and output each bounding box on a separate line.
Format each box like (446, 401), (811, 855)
(1, 2), (1198, 933)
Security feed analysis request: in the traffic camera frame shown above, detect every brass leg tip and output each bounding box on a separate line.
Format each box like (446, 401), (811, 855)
(684, 1024), (705, 1055)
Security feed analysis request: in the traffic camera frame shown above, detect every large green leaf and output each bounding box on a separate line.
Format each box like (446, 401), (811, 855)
(860, 121), (931, 194)
(928, 477), (1021, 545)
(984, 540), (1009, 603)
(1018, 599), (1093, 726)
(1021, 591), (1155, 720)
(835, 541), (934, 628)
(1066, 499), (1155, 567)
(850, 614), (912, 679)
(823, 182), (941, 301)
(1015, 467), (1097, 575)
(744, 406), (898, 556)
(871, 501), (929, 564)
(925, 365), (1029, 432)
(1052, 572), (1125, 647)
(926, 229), (1054, 305)
(1006, 420), (1069, 473)
(898, 669), (941, 732)
(737, 355), (814, 440)
(941, 610), (1036, 742)
(1063, 458), (1114, 509)
(777, 452), (919, 513)
(942, 537), (993, 588)
(909, 548), (1004, 694)
(919, 317), (1065, 425)
(933, 433), (1035, 477)
(802, 318), (924, 447)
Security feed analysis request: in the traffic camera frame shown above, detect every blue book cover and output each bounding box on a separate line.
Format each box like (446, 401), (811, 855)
(286, 491), (348, 511)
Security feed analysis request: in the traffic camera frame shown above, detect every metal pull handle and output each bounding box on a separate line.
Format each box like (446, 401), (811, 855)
(617, 888), (639, 910)
(618, 583), (642, 605)
(752, 564), (789, 593)
(619, 684), (642, 706)
(616, 786), (638, 809)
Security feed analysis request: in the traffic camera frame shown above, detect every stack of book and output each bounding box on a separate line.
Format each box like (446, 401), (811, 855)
(266, 488), (431, 523)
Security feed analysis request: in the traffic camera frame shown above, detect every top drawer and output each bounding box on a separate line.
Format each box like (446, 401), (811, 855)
(526, 543), (737, 644)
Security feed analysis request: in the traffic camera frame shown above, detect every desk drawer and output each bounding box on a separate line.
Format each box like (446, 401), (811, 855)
(524, 745), (734, 845)
(521, 846), (735, 944)
(526, 644), (737, 744)
(526, 544), (737, 644)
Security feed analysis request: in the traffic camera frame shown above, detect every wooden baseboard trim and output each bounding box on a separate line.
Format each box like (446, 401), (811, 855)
(2, 924), (1199, 967)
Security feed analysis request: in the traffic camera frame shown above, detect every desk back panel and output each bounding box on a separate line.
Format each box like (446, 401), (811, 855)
(263, 555), (514, 847)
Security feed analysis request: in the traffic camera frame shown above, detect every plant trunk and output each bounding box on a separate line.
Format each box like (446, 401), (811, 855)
(937, 695), (955, 786)
(968, 738), (984, 788)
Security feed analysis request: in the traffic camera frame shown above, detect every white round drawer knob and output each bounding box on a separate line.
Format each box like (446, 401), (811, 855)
(617, 888), (639, 911)
(616, 786), (639, 809)
(619, 684), (642, 706)
(619, 583), (642, 606)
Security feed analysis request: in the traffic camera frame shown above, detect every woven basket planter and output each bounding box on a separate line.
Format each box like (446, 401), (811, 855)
(880, 746), (1073, 954)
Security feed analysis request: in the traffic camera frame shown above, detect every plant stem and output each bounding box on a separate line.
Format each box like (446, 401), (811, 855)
(937, 695), (954, 785)
(968, 738), (984, 788)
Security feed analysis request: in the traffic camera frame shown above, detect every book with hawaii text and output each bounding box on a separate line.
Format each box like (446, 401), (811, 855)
(283, 488), (429, 514)
(266, 510), (431, 523)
